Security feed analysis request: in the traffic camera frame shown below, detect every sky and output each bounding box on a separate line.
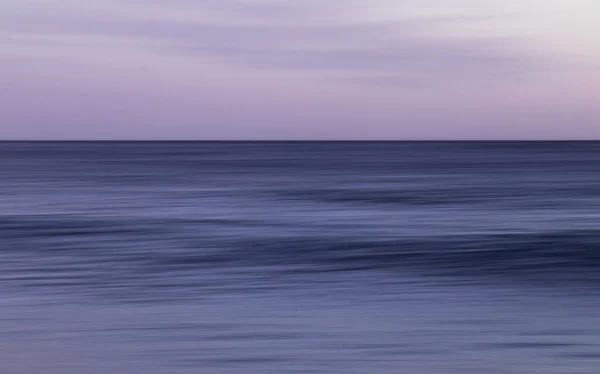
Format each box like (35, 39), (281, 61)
(1, 0), (599, 140)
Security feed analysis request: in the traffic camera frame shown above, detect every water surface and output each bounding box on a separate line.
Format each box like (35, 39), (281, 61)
(1, 142), (600, 373)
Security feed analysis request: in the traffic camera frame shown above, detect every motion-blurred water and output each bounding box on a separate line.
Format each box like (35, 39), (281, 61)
(1, 142), (600, 374)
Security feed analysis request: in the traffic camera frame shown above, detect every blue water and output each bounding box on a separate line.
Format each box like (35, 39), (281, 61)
(1, 142), (600, 373)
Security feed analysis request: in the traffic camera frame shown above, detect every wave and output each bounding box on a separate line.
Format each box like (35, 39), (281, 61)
(3, 214), (600, 287)
(274, 187), (484, 205)
(229, 231), (600, 276)
(136, 230), (600, 287)
(271, 187), (597, 208)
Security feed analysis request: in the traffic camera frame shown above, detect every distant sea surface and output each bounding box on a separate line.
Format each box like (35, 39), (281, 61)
(1, 141), (600, 374)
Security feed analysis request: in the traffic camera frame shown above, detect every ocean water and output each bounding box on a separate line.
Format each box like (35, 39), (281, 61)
(1, 141), (600, 374)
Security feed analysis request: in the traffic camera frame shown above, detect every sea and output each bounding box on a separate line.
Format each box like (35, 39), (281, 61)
(1, 141), (599, 374)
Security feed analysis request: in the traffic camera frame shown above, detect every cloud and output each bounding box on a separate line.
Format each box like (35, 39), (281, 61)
(1, 1), (550, 87)
(178, 29), (533, 75)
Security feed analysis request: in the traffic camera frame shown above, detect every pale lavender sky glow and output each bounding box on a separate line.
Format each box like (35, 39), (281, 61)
(1, 0), (599, 139)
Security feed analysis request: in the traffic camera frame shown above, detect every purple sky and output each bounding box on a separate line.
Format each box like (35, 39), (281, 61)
(2, 0), (599, 139)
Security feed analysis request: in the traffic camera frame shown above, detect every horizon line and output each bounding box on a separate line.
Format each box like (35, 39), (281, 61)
(1, 139), (599, 143)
